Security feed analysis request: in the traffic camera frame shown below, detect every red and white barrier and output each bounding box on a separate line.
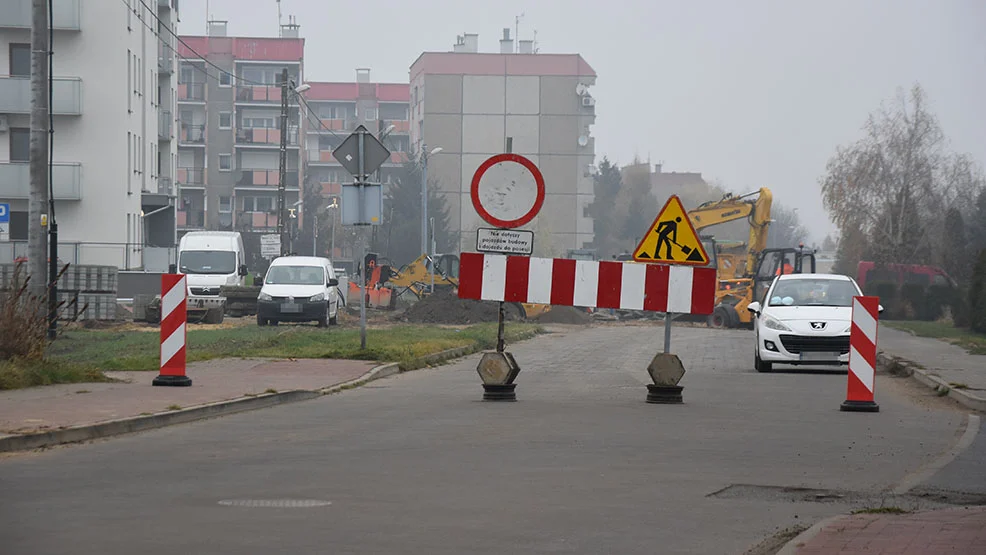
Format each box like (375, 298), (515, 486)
(458, 252), (717, 314)
(841, 295), (879, 412)
(153, 274), (192, 386)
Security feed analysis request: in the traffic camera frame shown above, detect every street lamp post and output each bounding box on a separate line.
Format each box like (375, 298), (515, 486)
(420, 145), (442, 258)
(328, 197), (338, 259)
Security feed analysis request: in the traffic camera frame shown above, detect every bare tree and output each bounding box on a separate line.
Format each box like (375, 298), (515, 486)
(28, 0), (49, 297)
(821, 85), (953, 265)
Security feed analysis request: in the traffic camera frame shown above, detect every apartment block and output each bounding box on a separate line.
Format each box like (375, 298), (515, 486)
(0, 0), (179, 268)
(302, 69), (409, 258)
(409, 31), (597, 255)
(176, 21), (304, 265)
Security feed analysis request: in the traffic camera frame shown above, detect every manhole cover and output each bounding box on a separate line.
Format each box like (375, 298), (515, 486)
(218, 499), (332, 508)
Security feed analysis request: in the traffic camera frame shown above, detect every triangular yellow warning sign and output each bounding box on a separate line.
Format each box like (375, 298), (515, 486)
(632, 195), (710, 265)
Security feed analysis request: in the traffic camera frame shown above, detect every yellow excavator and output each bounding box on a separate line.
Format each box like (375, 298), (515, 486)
(687, 187), (773, 281)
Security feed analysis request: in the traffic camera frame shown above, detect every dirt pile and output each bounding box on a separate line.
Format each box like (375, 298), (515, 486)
(399, 290), (520, 325)
(534, 306), (592, 325)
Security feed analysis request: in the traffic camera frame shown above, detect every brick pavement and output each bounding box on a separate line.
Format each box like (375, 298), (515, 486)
(793, 507), (986, 554)
(0, 358), (376, 435)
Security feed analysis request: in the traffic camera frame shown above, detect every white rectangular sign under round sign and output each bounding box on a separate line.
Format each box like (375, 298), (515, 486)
(476, 228), (534, 255)
(260, 234), (280, 257)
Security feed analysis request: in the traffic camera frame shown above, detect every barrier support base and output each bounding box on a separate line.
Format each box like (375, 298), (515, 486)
(153, 375), (193, 387)
(646, 384), (683, 404)
(840, 400), (879, 412)
(482, 383), (517, 402)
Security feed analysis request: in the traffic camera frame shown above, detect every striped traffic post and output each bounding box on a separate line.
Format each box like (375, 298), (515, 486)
(153, 274), (192, 387)
(841, 295), (879, 412)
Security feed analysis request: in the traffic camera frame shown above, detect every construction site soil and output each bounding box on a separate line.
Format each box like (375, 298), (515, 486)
(398, 291), (593, 326)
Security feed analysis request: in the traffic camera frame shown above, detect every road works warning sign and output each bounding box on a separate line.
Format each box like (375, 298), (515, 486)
(632, 195), (710, 265)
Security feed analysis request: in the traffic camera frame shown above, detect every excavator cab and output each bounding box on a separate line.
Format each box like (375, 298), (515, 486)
(751, 245), (817, 305)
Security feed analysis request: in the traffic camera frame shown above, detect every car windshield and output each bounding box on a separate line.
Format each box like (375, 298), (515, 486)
(768, 278), (858, 307)
(265, 265), (325, 285)
(179, 251), (236, 275)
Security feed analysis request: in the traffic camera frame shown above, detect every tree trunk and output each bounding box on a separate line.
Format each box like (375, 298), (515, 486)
(28, 0), (50, 298)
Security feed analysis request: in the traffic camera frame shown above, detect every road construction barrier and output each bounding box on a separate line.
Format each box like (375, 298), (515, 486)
(153, 274), (192, 387)
(841, 295), (879, 412)
(458, 252), (716, 314)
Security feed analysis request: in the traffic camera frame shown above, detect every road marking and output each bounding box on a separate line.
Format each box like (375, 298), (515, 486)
(892, 413), (981, 495)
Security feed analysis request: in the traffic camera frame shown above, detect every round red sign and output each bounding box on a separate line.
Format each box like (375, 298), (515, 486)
(470, 153), (546, 229)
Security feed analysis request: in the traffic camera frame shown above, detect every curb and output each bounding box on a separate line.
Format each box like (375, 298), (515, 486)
(775, 514), (844, 555)
(0, 329), (543, 454)
(877, 351), (986, 413)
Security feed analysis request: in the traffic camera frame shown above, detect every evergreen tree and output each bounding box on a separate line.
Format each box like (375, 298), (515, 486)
(378, 158), (452, 266)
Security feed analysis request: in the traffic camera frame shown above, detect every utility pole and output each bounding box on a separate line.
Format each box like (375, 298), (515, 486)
(28, 0), (49, 298)
(277, 68), (288, 256)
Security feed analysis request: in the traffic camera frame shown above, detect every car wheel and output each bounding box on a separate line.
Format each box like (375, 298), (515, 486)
(755, 349), (772, 373)
(204, 307), (225, 324)
(329, 303), (338, 326)
(257, 313), (267, 326)
(317, 303), (329, 327)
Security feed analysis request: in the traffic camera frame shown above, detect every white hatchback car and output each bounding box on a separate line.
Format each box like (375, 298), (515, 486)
(747, 273), (872, 372)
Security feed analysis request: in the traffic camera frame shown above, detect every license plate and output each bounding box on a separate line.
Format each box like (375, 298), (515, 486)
(800, 351), (840, 361)
(281, 303), (300, 313)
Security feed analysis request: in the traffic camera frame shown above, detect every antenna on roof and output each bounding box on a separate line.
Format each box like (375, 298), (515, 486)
(276, 0), (282, 31)
(515, 13), (525, 53)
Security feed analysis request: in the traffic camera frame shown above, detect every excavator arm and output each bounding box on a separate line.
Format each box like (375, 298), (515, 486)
(687, 187), (772, 276)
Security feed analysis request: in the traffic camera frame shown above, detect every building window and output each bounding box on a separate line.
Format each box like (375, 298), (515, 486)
(219, 71), (232, 87)
(218, 112), (232, 129)
(9, 44), (30, 77)
(242, 117), (275, 129)
(127, 50), (132, 112)
(363, 107), (377, 121)
(218, 154), (232, 172)
(219, 196), (232, 213)
(242, 196), (274, 213)
(9, 128), (30, 161)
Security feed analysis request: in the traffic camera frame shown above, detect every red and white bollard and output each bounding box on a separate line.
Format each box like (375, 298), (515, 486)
(841, 295), (879, 412)
(153, 274), (192, 387)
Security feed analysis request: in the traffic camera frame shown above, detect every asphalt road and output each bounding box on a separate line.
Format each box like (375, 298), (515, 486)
(0, 324), (969, 555)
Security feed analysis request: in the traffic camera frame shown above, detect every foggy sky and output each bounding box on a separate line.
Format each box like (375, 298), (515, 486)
(182, 0), (986, 242)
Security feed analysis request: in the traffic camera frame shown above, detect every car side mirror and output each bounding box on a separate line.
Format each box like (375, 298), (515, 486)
(747, 301), (761, 315)
(328, 278), (339, 287)
(238, 264), (248, 276)
(878, 304), (884, 314)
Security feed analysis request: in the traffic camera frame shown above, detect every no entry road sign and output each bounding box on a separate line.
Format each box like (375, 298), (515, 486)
(470, 153), (545, 229)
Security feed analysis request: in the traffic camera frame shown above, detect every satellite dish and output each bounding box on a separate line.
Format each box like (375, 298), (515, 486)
(575, 83), (587, 96)
(577, 135), (589, 147)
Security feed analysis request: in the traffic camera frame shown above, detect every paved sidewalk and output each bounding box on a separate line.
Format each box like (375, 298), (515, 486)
(879, 327), (986, 404)
(0, 358), (376, 436)
(789, 507), (986, 554)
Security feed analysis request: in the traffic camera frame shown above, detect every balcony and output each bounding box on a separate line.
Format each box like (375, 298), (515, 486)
(306, 149), (338, 165)
(236, 212), (280, 231)
(158, 110), (172, 140)
(176, 167), (205, 187)
(177, 210), (205, 229)
(177, 83), (205, 102)
(0, 76), (82, 115)
(236, 85), (282, 104)
(0, 162), (82, 200)
(308, 118), (349, 133)
(388, 152), (407, 164)
(236, 169), (300, 188)
(157, 177), (174, 195)
(178, 124), (205, 145)
(320, 182), (342, 196)
(235, 127), (299, 147)
(0, 0), (81, 30)
(158, 44), (174, 75)
(382, 120), (410, 133)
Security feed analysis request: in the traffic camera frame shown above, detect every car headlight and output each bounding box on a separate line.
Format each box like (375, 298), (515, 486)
(763, 316), (792, 331)
(258, 292), (273, 301)
(309, 293), (326, 302)
(843, 324), (852, 333)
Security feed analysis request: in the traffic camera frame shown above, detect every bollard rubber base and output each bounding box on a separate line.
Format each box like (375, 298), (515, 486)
(646, 384), (683, 404)
(840, 400), (879, 412)
(153, 374), (193, 387)
(482, 383), (517, 402)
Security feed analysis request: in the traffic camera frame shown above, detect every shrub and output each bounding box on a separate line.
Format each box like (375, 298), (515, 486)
(864, 280), (900, 318)
(0, 265), (49, 362)
(971, 249), (986, 333)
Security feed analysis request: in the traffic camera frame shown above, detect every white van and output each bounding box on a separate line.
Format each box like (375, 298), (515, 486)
(257, 256), (341, 327)
(177, 231), (248, 323)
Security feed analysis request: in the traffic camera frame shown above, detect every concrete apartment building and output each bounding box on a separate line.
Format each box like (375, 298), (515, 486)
(409, 31), (597, 255)
(303, 69), (410, 259)
(175, 21), (304, 266)
(0, 0), (179, 268)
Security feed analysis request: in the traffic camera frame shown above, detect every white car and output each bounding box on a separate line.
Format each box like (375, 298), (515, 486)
(257, 256), (341, 327)
(747, 273), (875, 373)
